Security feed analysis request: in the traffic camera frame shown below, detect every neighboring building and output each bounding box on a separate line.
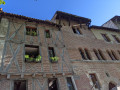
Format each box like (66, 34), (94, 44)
(0, 10), (120, 90)
(102, 16), (120, 29)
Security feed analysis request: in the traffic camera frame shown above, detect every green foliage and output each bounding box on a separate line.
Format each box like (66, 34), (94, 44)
(0, 0), (5, 5)
(35, 55), (42, 62)
(50, 56), (59, 62)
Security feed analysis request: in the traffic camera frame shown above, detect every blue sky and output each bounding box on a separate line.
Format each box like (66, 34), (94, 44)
(0, 0), (120, 26)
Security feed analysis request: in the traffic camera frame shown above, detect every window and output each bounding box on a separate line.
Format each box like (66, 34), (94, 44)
(48, 47), (55, 57)
(112, 35), (120, 43)
(66, 77), (75, 90)
(85, 49), (92, 60)
(26, 26), (37, 36)
(72, 27), (82, 35)
(89, 74), (100, 89)
(79, 48), (92, 60)
(93, 49), (105, 60)
(107, 50), (118, 60)
(45, 30), (51, 38)
(109, 82), (117, 90)
(101, 34), (111, 42)
(79, 48), (86, 60)
(25, 45), (40, 62)
(48, 78), (59, 90)
(14, 80), (27, 90)
(98, 50), (106, 60)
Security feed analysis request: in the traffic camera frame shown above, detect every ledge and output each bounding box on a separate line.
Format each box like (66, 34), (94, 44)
(71, 59), (120, 64)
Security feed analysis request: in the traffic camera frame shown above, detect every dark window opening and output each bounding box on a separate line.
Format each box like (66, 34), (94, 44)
(25, 45), (40, 62)
(72, 28), (82, 35)
(85, 49), (92, 60)
(14, 80), (26, 90)
(93, 50), (101, 60)
(98, 50), (106, 60)
(109, 82), (117, 90)
(48, 78), (58, 90)
(79, 49), (86, 60)
(72, 28), (76, 34)
(89, 74), (100, 89)
(112, 35), (120, 43)
(46, 30), (51, 38)
(26, 26), (37, 36)
(66, 77), (75, 90)
(107, 50), (118, 60)
(107, 51), (115, 60)
(101, 34), (111, 42)
(111, 51), (118, 60)
(48, 47), (55, 57)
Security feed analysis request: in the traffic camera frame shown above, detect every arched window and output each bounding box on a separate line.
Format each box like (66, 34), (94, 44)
(109, 82), (117, 90)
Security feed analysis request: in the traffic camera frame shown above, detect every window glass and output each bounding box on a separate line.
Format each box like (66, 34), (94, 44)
(48, 47), (55, 57)
(66, 77), (75, 90)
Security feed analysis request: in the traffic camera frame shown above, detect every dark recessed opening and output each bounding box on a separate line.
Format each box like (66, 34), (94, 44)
(25, 45), (39, 62)
(48, 78), (58, 90)
(14, 80), (26, 90)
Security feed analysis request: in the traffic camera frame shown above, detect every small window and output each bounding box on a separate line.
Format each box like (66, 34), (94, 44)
(93, 49), (105, 60)
(85, 49), (92, 60)
(89, 74), (100, 89)
(101, 34), (111, 42)
(107, 50), (118, 60)
(72, 28), (82, 35)
(45, 30), (51, 38)
(107, 50), (115, 60)
(14, 80), (27, 90)
(48, 78), (59, 90)
(79, 48), (86, 60)
(66, 77), (75, 90)
(72, 28), (76, 34)
(48, 47), (55, 57)
(93, 49), (101, 60)
(26, 26), (37, 36)
(25, 45), (40, 62)
(98, 50), (106, 60)
(112, 35), (120, 43)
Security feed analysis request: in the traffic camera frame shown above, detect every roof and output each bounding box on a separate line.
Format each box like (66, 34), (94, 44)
(111, 15), (120, 22)
(90, 25), (120, 32)
(51, 11), (91, 24)
(0, 11), (61, 28)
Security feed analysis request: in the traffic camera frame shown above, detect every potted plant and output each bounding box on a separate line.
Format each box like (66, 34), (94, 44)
(32, 31), (37, 36)
(25, 54), (29, 62)
(35, 55), (42, 63)
(50, 56), (59, 63)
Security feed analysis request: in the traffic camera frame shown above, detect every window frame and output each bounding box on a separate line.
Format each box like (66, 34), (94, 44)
(89, 73), (101, 89)
(26, 26), (37, 36)
(48, 78), (59, 90)
(14, 80), (27, 90)
(66, 77), (75, 90)
(45, 30), (51, 38)
(101, 33), (111, 42)
(112, 35), (120, 43)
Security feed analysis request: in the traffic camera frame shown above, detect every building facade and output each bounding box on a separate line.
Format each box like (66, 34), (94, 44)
(0, 10), (120, 90)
